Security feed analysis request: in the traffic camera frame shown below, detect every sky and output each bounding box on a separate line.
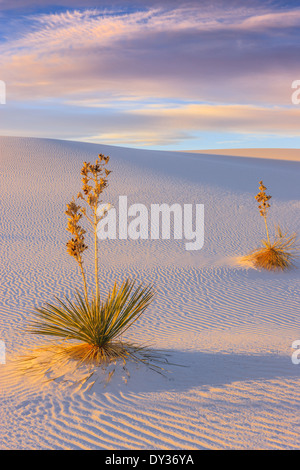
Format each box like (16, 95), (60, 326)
(0, 0), (300, 150)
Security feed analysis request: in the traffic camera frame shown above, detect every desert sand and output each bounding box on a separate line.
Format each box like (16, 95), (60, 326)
(0, 136), (299, 449)
(184, 148), (300, 162)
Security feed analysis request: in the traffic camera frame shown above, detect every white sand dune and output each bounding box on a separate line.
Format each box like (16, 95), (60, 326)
(185, 148), (300, 162)
(0, 136), (299, 450)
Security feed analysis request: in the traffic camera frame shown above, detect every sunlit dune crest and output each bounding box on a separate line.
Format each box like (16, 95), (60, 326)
(185, 148), (300, 162)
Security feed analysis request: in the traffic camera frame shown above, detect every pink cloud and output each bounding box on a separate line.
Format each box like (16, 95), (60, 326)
(1, 3), (300, 147)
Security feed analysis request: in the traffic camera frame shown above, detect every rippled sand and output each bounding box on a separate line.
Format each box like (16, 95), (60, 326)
(0, 136), (299, 449)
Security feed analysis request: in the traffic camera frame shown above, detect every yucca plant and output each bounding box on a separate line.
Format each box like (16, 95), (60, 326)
(28, 280), (155, 365)
(243, 180), (298, 271)
(26, 154), (158, 378)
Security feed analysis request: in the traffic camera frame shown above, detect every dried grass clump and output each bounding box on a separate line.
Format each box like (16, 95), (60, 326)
(243, 181), (298, 272)
(245, 227), (298, 272)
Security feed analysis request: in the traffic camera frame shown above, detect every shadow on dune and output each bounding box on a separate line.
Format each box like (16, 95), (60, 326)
(87, 348), (300, 395)
(5, 343), (299, 396)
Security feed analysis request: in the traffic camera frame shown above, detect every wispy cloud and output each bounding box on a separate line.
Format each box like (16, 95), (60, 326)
(2, 101), (300, 148)
(1, 1), (300, 148)
(1, 3), (299, 103)
(131, 103), (300, 133)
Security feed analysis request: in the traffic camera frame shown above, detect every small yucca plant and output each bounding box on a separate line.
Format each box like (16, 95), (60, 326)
(27, 154), (157, 377)
(243, 180), (298, 271)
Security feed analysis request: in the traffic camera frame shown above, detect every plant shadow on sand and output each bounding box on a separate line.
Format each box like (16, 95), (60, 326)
(113, 349), (300, 394)
(8, 346), (299, 395)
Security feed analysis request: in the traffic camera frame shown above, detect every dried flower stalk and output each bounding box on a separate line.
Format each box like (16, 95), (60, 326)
(66, 154), (111, 301)
(255, 180), (272, 244)
(65, 198), (88, 302)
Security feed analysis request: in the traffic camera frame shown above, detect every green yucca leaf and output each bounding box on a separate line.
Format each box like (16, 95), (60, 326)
(29, 280), (154, 349)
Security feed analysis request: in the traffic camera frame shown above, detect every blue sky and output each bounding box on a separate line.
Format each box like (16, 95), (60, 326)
(0, 0), (300, 150)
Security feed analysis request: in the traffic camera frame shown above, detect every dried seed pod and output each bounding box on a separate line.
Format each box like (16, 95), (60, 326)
(255, 180), (271, 219)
